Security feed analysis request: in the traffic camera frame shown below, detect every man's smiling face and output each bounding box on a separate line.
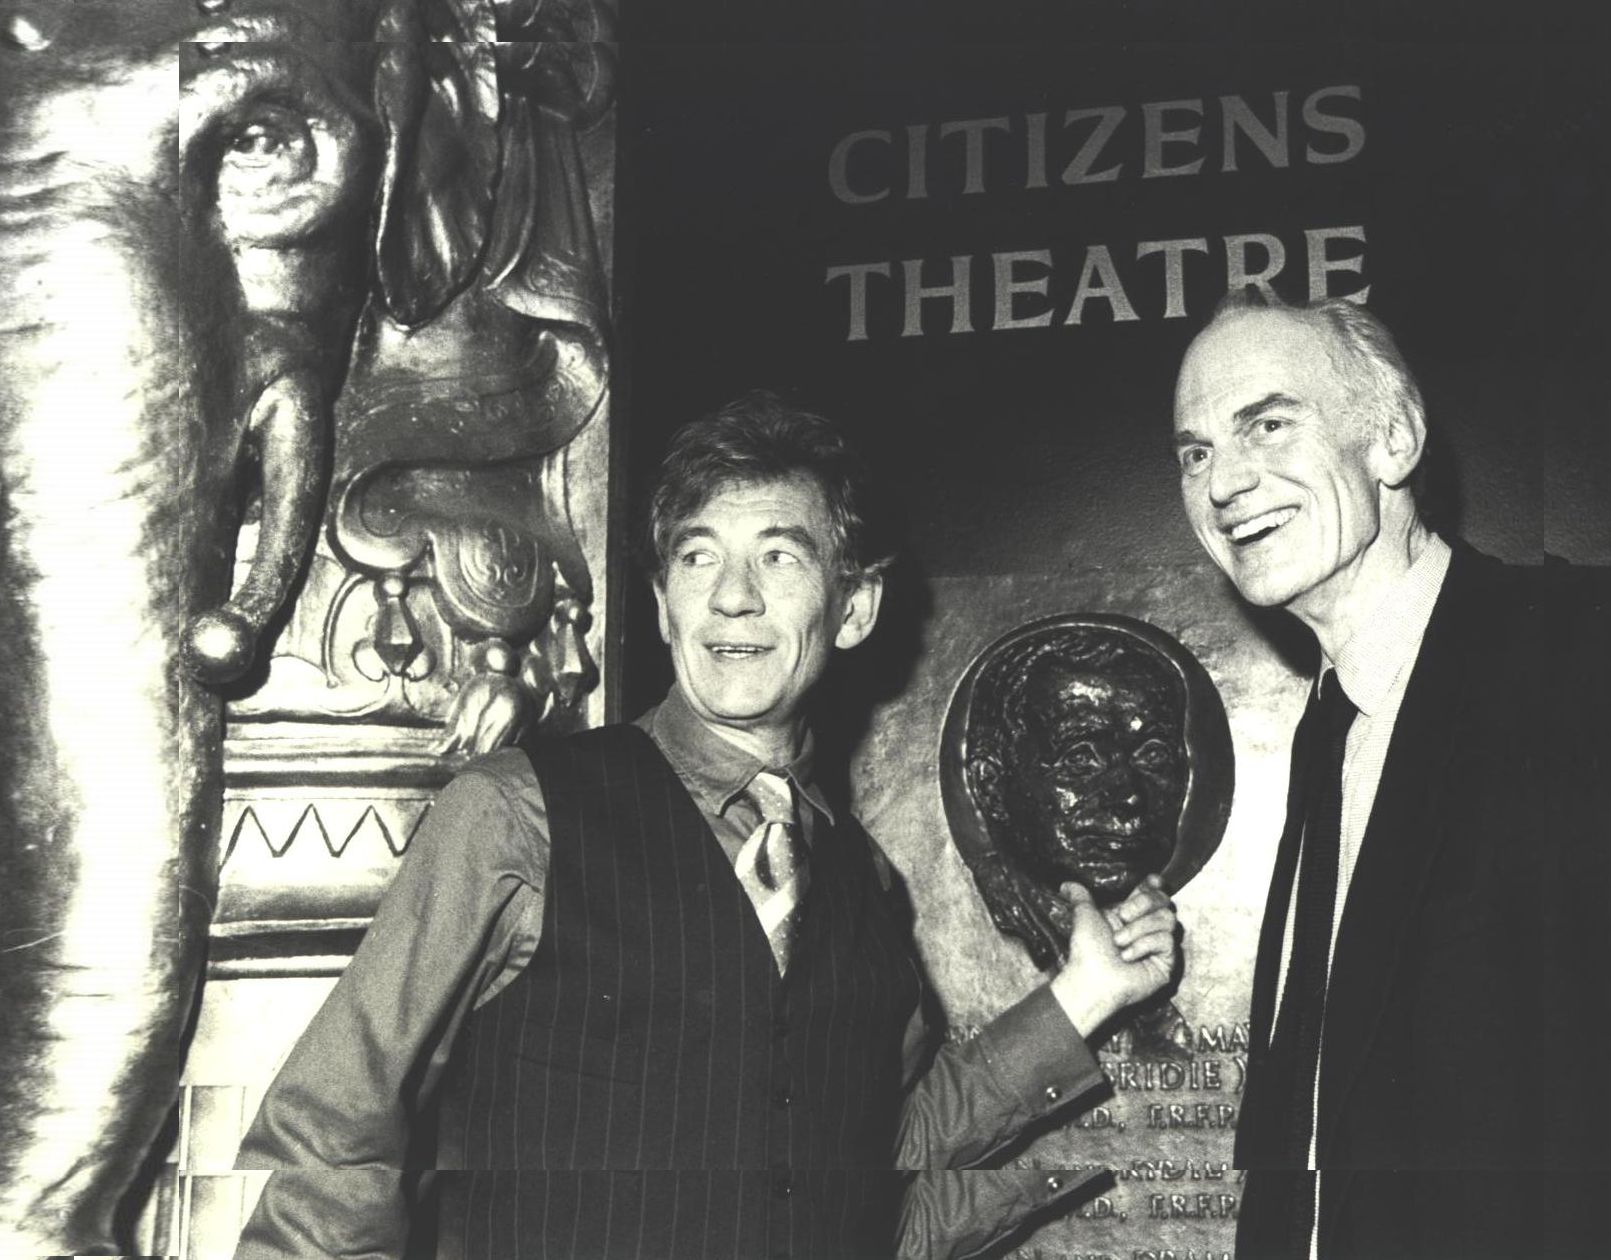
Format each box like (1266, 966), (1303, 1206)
(1173, 308), (1390, 620)
(655, 472), (879, 749)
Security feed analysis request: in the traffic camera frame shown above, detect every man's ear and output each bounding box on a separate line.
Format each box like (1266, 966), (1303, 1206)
(653, 577), (671, 645)
(834, 571), (883, 650)
(1370, 400), (1427, 490)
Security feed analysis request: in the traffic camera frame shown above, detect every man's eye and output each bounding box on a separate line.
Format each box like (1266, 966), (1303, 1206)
(1254, 417), (1290, 438)
(678, 550), (716, 568)
(1179, 447), (1209, 476)
(763, 549), (801, 567)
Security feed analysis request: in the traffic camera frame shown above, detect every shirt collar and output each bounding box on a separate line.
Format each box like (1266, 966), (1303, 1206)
(1322, 533), (1452, 717)
(642, 684), (836, 827)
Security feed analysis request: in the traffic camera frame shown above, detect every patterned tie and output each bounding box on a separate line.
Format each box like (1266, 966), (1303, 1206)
(735, 770), (808, 974)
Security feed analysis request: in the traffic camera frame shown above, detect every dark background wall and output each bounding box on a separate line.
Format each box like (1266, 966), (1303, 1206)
(614, 32), (1608, 701)
(609, 13), (1608, 1255)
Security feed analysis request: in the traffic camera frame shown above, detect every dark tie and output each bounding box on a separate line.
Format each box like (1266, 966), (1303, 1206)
(736, 771), (808, 974)
(1260, 672), (1358, 1251)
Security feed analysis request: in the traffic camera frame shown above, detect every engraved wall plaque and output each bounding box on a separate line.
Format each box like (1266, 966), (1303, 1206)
(941, 613), (1233, 1062)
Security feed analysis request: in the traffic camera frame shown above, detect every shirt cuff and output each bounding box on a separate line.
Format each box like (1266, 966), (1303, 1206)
(975, 984), (1105, 1125)
(898, 1167), (1106, 1260)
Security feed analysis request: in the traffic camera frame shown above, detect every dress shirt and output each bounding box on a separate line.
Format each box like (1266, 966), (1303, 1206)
(236, 684), (1107, 1260)
(1270, 534), (1451, 1256)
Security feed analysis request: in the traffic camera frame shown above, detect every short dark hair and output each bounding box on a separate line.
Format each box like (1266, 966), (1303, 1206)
(645, 391), (891, 583)
(1209, 288), (1431, 521)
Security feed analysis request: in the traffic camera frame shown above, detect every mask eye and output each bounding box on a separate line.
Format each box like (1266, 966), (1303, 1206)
(210, 102), (355, 246)
(1132, 738), (1176, 771)
(224, 115), (314, 179)
(219, 109), (316, 200)
(1046, 742), (1102, 775)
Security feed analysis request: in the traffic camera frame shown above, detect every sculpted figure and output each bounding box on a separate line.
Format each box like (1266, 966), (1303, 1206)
(0, 1), (610, 1252)
(942, 614), (1232, 1057)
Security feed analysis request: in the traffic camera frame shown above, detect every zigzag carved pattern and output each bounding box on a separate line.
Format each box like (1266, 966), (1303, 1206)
(220, 797), (434, 867)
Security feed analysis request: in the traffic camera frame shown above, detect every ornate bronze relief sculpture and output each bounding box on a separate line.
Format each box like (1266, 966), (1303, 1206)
(229, 16), (614, 750)
(0, 0), (613, 1251)
(941, 614), (1233, 1057)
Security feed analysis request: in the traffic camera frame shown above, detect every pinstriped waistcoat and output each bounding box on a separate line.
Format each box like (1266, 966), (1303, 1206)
(431, 724), (923, 1260)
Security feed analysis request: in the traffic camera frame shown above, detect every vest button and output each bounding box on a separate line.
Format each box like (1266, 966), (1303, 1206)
(772, 1173), (792, 1199)
(773, 1087), (792, 1109)
(773, 1013), (790, 1038)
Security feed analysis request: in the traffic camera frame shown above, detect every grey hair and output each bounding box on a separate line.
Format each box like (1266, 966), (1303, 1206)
(644, 391), (894, 586)
(1211, 288), (1429, 511)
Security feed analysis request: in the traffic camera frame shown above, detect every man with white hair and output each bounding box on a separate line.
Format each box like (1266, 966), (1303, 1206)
(1172, 291), (1611, 1259)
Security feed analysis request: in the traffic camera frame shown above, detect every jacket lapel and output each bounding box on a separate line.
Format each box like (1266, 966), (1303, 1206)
(1314, 546), (1489, 1228)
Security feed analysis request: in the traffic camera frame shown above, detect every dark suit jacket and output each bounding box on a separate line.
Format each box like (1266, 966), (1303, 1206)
(1236, 543), (1611, 1260)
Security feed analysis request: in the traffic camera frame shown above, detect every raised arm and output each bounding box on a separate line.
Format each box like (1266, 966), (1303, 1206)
(896, 877), (1178, 1258)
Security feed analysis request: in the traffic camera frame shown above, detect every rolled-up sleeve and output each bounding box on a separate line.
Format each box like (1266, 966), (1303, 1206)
(897, 984), (1109, 1259)
(233, 752), (547, 1260)
(898, 983), (1105, 1170)
(900, 1168), (1105, 1260)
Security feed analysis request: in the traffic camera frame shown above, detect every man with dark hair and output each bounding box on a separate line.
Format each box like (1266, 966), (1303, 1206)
(235, 391), (1180, 1260)
(1172, 294), (1611, 1259)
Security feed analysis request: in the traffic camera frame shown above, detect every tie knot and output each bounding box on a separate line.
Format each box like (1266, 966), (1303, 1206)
(1302, 673), (1358, 773)
(744, 770), (796, 828)
(1316, 671), (1358, 732)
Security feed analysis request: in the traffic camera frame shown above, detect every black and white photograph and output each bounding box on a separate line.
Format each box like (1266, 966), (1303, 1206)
(2, 1), (1608, 1257)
